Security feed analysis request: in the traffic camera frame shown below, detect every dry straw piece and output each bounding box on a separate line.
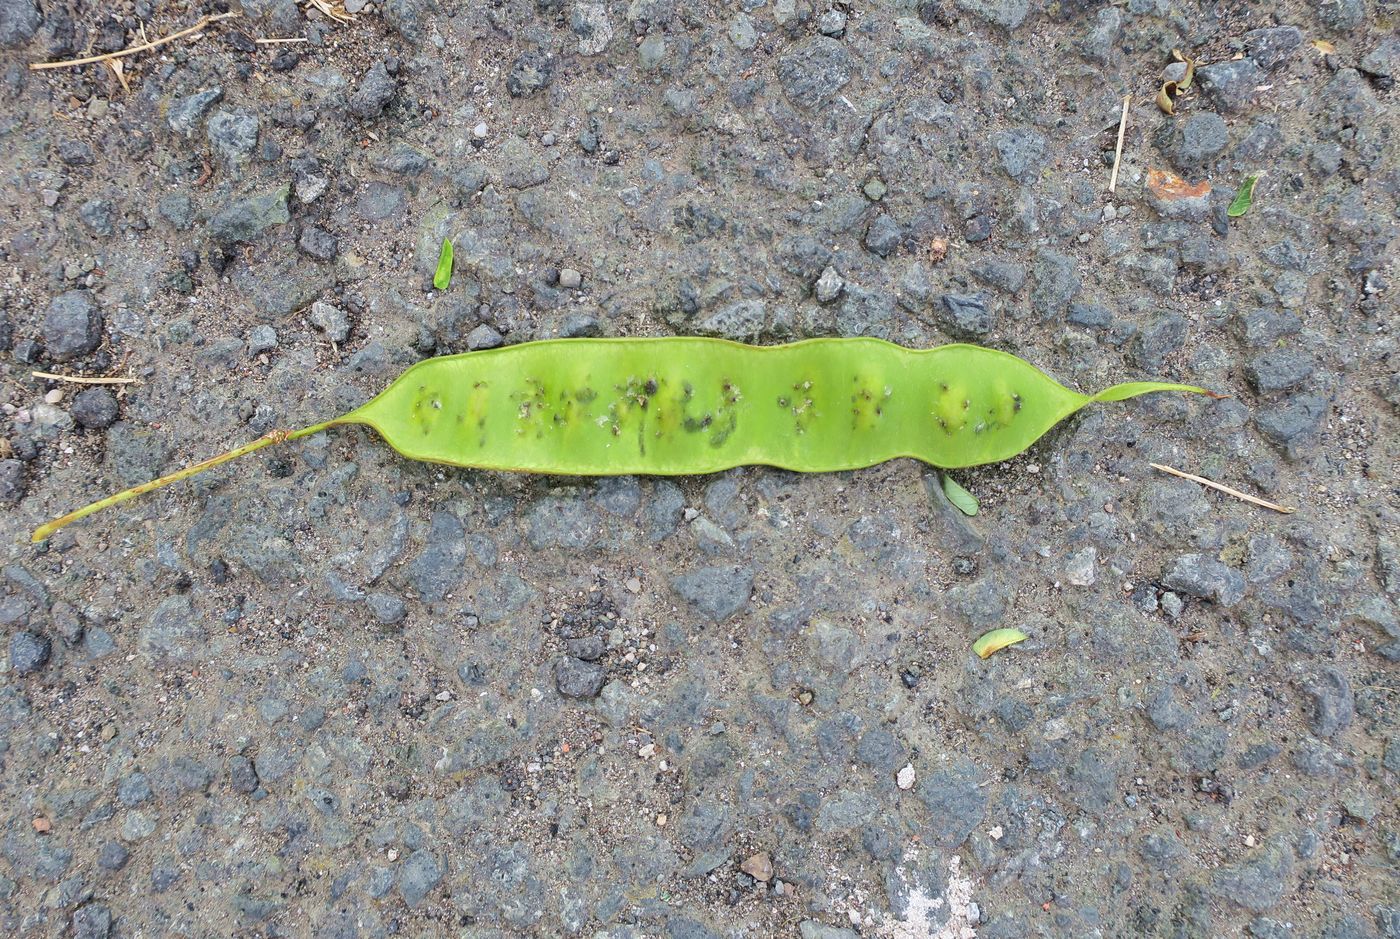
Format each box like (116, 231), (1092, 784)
(1150, 462), (1296, 515)
(29, 12), (240, 72)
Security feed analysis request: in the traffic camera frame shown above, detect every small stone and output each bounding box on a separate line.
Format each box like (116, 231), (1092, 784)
(166, 87), (224, 137)
(207, 185), (290, 243)
(1246, 349), (1315, 394)
(229, 755), (259, 794)
(71, 387), (119, 429)
(397, 849), (442, 908)
(1162, 554), (1246, 607)
(862, 178), (887, 201)
(555, 657), (606, 699)
(777, 36), (852, 110)
(366, 593), (406, 625)
(1211, 841), (1293, 912)
(1064, 546), (1097, 587)
(157, 194), (195, 230)
(467, 324), (503, 350)
(0, 460), (25, 505)
(1244, 26), (1303, 71)
(572, 2), (614, 55)
(1198, 58), (1266, 114)
(78, 199), (116, 237)
(43, 388), (63, 405)
(1303, 667), (1353, 738)
(472, 121), (488, 139)
(298, 225), (338, 262)
(206, 109), (260, 167)
(864, 214), (903, 257)
(0, 0), (41, 47)
(991, 127), (1046, 181)
(349, 62), (397, 120)
(71, 905), (112, 939)
(1175, 112), (1229, 168)
(507, 51), (554, 97)
(818, 9), (847, 35)
(247, 325), (278, 356)
(309, 301), (350, 343)
(815, 266), (845, 303)
(739, 852), (773, 882)
(670, 565), (753, 621)
(43, 290), (103, 361)
(558, 268), (582, 289)
(10, 630), (51, 674)
(97, 842), (129, 872)
(896, 764), (916, 790)
(935, 292), (995, 340)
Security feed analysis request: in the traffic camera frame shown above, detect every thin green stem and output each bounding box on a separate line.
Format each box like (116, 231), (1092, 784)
(30, 421), (341, 544)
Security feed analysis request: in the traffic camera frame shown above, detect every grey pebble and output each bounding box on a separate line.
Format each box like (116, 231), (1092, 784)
(556, 656), (606, 699)
(71, 905), (112, 939)
(297, 225), (338, 262)
(96, 841), (128, 872)
(206, 109), (260, 167)
(309, 301), (351, 343)
(1210, 841), (1292, 912)
(157, 194), (195, 231)
(0, 459), (27, 505)
(1246, 348), (1315, 394)
(166, 87), (224, 137)
(78, 199), (116, 237)
(1244, 26), (1303, 71)
(366, 593), (407, 625)
(776, 36), (851, 110)
(1304, 667), (1353, 738)
(207, 185), (290, 244)
(43, 290), (103, 361)
(670, 565), (753, 621)
(1198, 59), (1266, 113)
(71, 387), (118, 429)
(935, 292), (994, 340)
(9, 630), (51, 674)
(992, 127), (1045, 181)
(1174, 112), (1230, 168)
(398, 849), (442, 907)
(1162, 554), (1246, 607)
(350, 62), (397, 120)
(558, 267), (582, 289)
(467, 324), (503, 350)
(246, 324), (278, 356)
(507, 51), (554, 97)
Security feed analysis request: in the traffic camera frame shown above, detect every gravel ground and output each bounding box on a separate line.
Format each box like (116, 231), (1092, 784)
(1, 0), (1398, 937)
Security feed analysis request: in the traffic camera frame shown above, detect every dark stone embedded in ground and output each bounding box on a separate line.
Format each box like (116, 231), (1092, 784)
(776, 36), (852, 110)
(507, 51), (554, 97)
(71, 387), (119, 429)
(555, 656), (606, 699)
(349, 62), (397, 120)
(207, 185), (290, 243)
(42, 290), (103, 361)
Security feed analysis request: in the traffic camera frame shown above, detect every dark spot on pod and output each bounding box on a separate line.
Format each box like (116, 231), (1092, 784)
(1013, 394), (1022, 412)
(644, 379), (658, 396)
(963, 400), (970, 410)
(682, 382), (694, 399)
(777, 396), (790, 408)
(576, 388), (597, 403)
(940, 383), (949, 392)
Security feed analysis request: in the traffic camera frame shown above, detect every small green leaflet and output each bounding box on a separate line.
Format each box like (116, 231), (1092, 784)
(433, 237), (454, 290)
(941, 473), (979, 516)
(1228, 175), (1260, 218)
(972, 628), (1028, 659)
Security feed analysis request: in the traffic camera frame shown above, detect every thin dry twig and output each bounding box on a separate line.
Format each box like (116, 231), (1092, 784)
(1150, 462), (1295, 515)
(255, 37), (308, 44)
(29, 12), (238, 71)
(31, 370), (141, 386)
(1109, 94), (1130, 194)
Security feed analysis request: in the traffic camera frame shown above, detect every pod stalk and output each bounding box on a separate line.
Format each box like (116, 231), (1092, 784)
(29, 421), (339, 544)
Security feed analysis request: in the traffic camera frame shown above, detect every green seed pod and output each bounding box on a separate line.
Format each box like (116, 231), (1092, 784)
(30, 339), (1212, 542)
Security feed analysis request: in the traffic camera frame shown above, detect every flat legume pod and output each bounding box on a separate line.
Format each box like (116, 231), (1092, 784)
(30, 339), (1211, 542)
